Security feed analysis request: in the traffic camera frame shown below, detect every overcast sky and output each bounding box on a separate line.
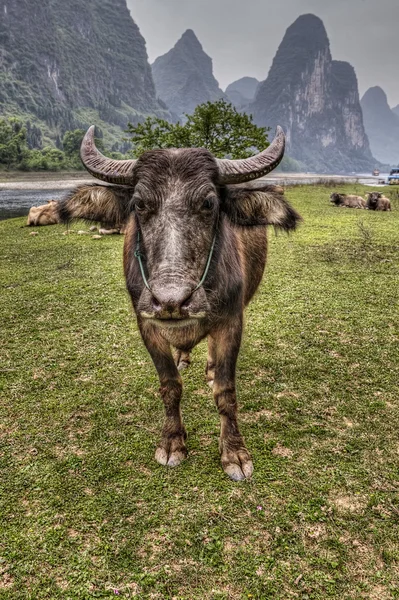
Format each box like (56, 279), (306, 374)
(128, 0), (399, 107)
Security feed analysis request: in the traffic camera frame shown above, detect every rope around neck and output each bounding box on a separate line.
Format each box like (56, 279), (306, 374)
(134, 227), (217, 293)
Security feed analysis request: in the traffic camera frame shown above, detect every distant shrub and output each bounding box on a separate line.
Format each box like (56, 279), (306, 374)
(0, 118), (114, 171)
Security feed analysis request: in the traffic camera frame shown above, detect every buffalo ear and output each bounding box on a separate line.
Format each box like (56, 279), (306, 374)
(222, 182), (301, 231)
(57, 184), (134, 227)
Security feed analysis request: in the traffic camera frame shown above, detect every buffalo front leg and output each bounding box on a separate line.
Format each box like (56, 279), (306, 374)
(212, 318), (253, 481)
(140, 325), (187, 467)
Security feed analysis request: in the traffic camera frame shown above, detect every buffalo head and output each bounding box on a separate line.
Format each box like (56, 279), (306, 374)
(59, 126), (299, 328)
(330, 193), (344, 205)
(366, 192), (380, 210)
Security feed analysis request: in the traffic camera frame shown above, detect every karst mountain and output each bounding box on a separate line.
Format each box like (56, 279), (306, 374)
(0, 0), (168, 148)
(151, 29), (225, 120)
(361, 87), (399, 166)
(1, 3), (393, 171)
(225, 77), (260, 110)
(250, 14), (375, 173)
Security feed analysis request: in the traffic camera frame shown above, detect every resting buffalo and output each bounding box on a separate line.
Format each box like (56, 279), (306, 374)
(330, 193), (366, 209)
(366, 192), (391, 211)
(27, 200), (60, 226)
(58, 126), (301, 481)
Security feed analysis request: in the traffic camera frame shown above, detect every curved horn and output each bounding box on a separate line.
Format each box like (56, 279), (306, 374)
(80, 126), (137, 185)
(216, 126), (285, 184)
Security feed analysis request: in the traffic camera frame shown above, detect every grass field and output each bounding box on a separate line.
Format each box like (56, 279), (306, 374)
(0, 185), (398, 599)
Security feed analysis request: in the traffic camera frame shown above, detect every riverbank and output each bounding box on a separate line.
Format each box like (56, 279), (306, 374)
(0, 170), (388, 190)
(0, 171), (388, 221)
(0, 171), (96, 190)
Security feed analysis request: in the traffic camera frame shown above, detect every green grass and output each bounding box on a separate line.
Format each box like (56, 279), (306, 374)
(0, 185), (398, 599)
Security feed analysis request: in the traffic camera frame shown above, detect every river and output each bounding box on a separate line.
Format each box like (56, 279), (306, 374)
(0, 188), (71, 221)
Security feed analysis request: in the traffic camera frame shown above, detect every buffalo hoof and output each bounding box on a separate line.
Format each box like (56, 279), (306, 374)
(155, 435), (187, 468)
(221, 446), (253, 481)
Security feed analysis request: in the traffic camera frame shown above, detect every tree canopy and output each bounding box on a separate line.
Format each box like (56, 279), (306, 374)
(126, 100), (270, 159)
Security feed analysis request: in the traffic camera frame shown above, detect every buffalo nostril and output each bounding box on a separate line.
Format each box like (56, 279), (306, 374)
(181, 294), (193, 311)
(151, 296), (162, 312)
(149, 285), (195, 316)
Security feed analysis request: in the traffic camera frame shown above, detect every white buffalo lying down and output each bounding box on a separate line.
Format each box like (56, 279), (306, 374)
(330, 193), (366, 209)
(27, 200), (60, 226)
(27, 198), (125, 233)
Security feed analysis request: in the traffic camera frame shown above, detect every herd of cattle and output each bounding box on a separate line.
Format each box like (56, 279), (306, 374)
(26, 190), (393, 228)
(330, 191), (392, 211)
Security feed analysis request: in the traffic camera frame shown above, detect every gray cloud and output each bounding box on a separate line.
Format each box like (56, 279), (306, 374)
(128, 0), (399, 107)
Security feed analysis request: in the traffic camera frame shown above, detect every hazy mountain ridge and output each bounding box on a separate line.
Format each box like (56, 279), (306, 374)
(225, 77), (260, 109)
(0, 0), (168, 147)
(152, 29), (225, 120)
(361, 87), (399, 166)
(250, 14), (374, 173)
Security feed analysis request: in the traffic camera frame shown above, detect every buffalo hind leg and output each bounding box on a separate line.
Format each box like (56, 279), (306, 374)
(174, 349), (191, 371)
(141, 326), (187, 467)
(206, 336), (216, 388)
(212, 318), (253, 481)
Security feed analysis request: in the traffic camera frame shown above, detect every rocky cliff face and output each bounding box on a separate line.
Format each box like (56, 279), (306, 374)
(225, 77), (259, 109)
(361, 87), (399, 166)
(152, 30), (225, 120)
(0, 0), (167, 147)
(250, 14), (374, 173)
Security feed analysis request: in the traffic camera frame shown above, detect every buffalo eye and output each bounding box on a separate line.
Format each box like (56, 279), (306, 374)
(202, 197), (215, 211)
(134, 198), (146, 213)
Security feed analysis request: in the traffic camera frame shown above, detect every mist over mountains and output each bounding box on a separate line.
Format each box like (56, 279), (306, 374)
(1, 1), (397, 171)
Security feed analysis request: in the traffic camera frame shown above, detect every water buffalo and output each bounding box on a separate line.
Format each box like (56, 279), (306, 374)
(366, 192), (391, 211)
(27, 199), (60, 226)
(330, 193), (366, 209)
(58, 126), (301, 481)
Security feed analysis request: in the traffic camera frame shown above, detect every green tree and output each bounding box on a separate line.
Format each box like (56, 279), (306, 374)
(62, 128), (105, 169)
(62, 129), (87, 158)
(0, 118), (29, 169)
(126, 118), (191, 157)
(126, 100), (270, 159)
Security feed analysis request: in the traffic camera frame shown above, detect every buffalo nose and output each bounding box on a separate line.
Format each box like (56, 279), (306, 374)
(150, 285), (193, 318)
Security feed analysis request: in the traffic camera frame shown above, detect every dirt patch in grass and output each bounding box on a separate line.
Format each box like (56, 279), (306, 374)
(272, 444), (294, 458)
(331, 493), (368, 514)
(0, 569), (14, 590)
